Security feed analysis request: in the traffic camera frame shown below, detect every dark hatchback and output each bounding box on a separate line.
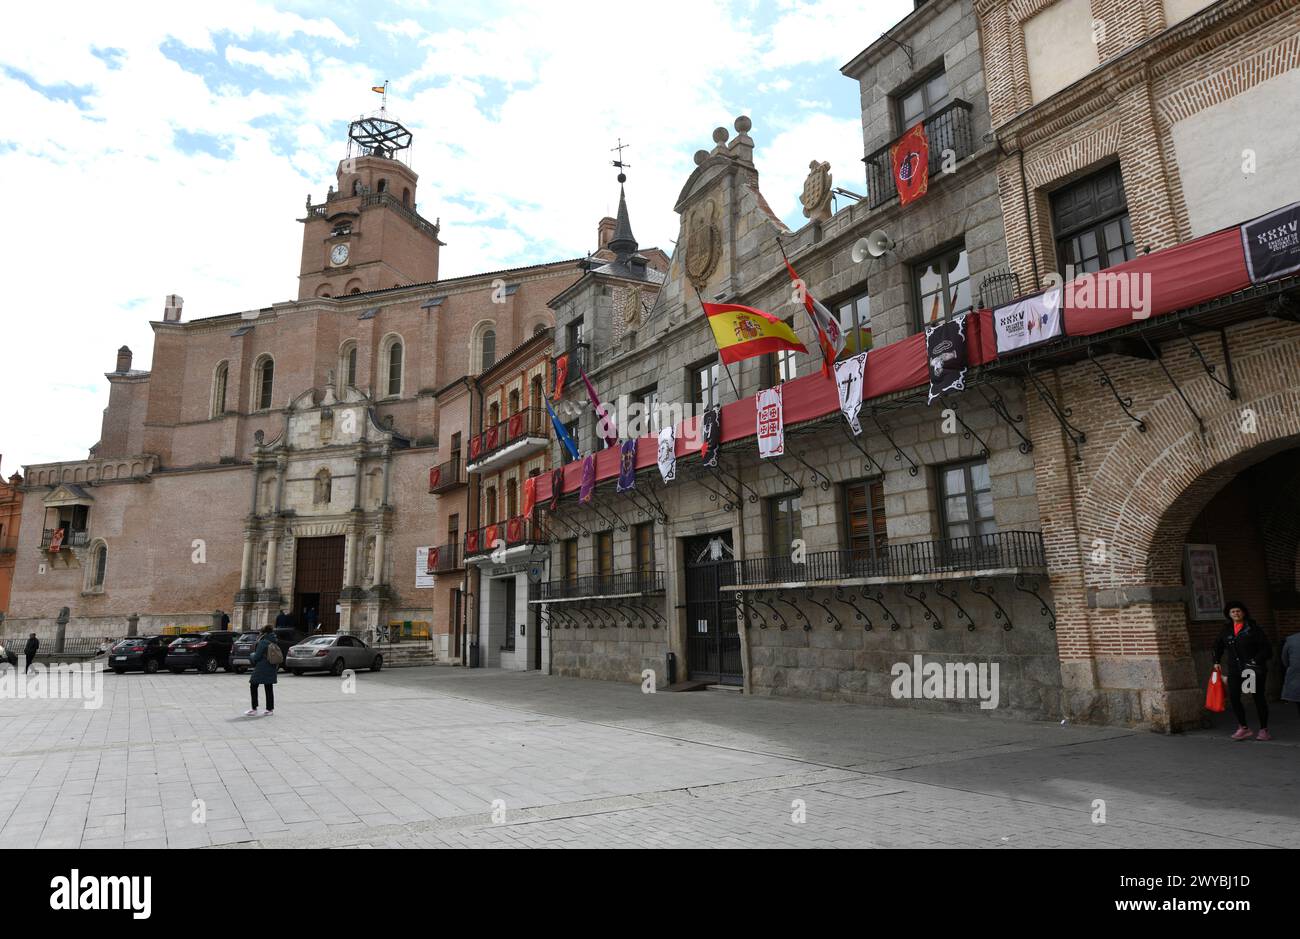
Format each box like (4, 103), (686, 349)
(106, 635), (172, 674)
(164, 631), (241, 674)
(229, 629), (303, 673)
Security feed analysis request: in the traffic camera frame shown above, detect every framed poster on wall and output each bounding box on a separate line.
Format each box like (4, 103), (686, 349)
(1184, 543), (1224, 621)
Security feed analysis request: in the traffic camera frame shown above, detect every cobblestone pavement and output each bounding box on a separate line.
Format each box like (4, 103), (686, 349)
(0, 663), (1295, 849)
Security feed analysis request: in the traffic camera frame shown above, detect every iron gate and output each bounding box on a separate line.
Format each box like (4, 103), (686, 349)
(684, 559), (742, 685)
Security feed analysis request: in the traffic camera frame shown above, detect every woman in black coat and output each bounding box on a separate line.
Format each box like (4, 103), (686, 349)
(1213, 601), (1271, 741)
(244, 625), (278, 717)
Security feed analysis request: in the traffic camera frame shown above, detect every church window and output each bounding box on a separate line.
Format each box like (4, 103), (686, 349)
(212, 362), (229, 418)
(352, 180), (361, 196)
(256, 357), (275, 410)
(339, 341), (358, 395)
(402, 187), (411, 207)
(508, 389), (520, 416)
(385, 338), (404, 397)
(481, 330), (496, 371)
(377, 179), (387, 193)
(91, 543), (107, 589)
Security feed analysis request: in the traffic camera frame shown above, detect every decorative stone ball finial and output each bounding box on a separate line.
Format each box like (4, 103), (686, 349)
(693, 150), (709, 166)
(734, 115), (752, 134)
(712, 126), (729, 145)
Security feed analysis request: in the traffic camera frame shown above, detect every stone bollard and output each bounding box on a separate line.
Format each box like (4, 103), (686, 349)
(55, 606), (70, 654)
(127, 612), (139, 637)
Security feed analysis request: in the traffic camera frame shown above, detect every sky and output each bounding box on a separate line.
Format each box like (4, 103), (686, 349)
(0, 0), (913, 471)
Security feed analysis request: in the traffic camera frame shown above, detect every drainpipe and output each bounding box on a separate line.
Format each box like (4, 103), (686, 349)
(995, 132), (1041, 292)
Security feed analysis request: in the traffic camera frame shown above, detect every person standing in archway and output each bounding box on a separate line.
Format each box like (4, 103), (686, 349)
(1214, 601), (1272, 741)
(1281, 630), (1300, 719)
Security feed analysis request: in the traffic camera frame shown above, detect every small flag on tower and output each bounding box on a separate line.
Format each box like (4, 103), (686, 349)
(371, 85), (386, 94)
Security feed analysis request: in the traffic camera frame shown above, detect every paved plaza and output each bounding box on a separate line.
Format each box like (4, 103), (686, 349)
(0, 664), (1296, 849)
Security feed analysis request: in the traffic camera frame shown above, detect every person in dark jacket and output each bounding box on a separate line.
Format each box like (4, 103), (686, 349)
(274, 609), (290, 630)
(219, 611), (230, 630)
(1281, 632), (1300, 718)
(305, 607), (319, 632)
(244, 625), (278, 716)
(23, 633), (39, 674)
(1213, 601), (1272, 741)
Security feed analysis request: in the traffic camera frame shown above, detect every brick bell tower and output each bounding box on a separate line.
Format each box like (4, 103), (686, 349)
(298, 94), (443, 300)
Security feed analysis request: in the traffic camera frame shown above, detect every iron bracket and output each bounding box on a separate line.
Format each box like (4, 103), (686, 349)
(831, 589), (871, 630)
(1014, 575), (1056, 631)
(903, 582), (945, 630)
(938, 396), (991, 458)
(1178, 322), (1237, 400)
(871, 411), (920, 476)
(931, 580), (974, 631)
(802, 589), (843, 631)
(968, 577), (1013, 631)
(1142, 333), (1205, 435)
(1086, 346), (1146, 433)
(977, 385), (1033, 454)
(786, 453), (831, 492)
(1024, 366), (1086, 460)
(839, 423), (889, 476)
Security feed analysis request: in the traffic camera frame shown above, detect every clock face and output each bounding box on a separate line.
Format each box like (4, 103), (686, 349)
(330, 243), (350, 266)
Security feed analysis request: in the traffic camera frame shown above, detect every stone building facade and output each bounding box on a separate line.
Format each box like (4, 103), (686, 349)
(538, 0), (1066, 721)
(0, 458), (23, 621)
(972, 0), (1300, 728)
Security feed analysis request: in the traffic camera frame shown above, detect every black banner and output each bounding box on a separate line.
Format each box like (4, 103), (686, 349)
(925, 311), (969, 404)
(700, 405), (721, 468)
(1241, 200), (1300, 284)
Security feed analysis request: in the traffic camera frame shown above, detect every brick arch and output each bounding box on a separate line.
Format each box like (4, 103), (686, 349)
(1078, 333), (1300, 588)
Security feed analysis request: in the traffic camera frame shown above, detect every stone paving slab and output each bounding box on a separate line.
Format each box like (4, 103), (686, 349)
(0, 665), (1295, 849)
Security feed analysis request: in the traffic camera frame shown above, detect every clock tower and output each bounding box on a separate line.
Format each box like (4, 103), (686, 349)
(298, 109), (443, 300)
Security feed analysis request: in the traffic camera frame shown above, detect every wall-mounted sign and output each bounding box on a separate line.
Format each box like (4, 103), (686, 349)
(1184, 543), (1224, 622)
(415, 547), (436, 589)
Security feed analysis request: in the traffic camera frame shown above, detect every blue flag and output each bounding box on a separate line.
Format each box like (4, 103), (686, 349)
(545, 397), (580, 461)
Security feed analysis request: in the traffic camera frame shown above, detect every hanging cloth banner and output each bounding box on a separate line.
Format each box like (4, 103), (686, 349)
(925, 312), (969, 404)
(890, 121), (930, 207)
(756, 386), (785, 459)
(700, 405), (722, 468)
(553, 354), (569, 398)
(1241, 200), (1300, 284)
(579, 454), (596, 504)
(545, 396), (580, 461)
(834, 351), (868, 436)
(657, 425), (677, 483)
(578, 365), (618, 449)
(617, 438), (638, 492)
(522, 475), (537, 518)
(549, 467), (564, 511)
(993, 287), (1062, 354)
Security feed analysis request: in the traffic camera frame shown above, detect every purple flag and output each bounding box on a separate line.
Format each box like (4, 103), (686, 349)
(579, 365), (618, 449)
(579, 454), (596, 505)
(616, 438), (638, 493)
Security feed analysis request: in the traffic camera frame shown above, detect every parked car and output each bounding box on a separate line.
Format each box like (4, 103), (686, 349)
(230, 628), (304, 674)
(106, 635), (171, 674)
(165, 631), (240, 674)
(287, 634), (383, 676)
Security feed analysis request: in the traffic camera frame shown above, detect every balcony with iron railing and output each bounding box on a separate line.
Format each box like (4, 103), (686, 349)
(733, 531), (1046, 588)
(40, 528), (89, 552)
(306, 191), (440, 238)
(466, 407), (549, 473)
(864, 99), (975, 209)
(464, 516), (547, 562)
(531, 570), (666, 602)
(427, 457), (467, 494)
(427, 542), (463, 573)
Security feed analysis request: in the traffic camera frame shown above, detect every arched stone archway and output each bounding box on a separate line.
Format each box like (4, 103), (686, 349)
(1031, 322), (1300, 730)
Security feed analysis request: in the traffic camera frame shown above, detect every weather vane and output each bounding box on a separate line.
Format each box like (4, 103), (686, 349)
(611, 138), (631, 183)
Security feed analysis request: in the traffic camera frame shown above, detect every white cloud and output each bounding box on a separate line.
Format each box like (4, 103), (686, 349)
(225, 46), (312, 81)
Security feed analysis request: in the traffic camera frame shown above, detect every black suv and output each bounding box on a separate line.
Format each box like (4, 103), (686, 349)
(164, 631), (240, 674)
(229, 629), (303, 674)
(106, 635), (171, 674)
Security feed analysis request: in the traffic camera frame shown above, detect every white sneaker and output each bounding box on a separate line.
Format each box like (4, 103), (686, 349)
(263, 710), (274, 717)
(244, 709), (258, 716)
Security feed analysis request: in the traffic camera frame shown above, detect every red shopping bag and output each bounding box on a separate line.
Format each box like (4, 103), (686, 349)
(1205, 665), (1227, 712)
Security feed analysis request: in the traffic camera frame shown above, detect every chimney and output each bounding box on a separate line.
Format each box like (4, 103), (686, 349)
(116, 346), (133, 373)
(164, 294), (184, 322)
(597, 217), (616, 250)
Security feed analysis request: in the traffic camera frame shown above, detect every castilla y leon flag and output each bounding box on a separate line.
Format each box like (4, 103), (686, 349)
(783, 256), (844, 379)
(702, 302), (807, 365)
(891, 121), (930, 207)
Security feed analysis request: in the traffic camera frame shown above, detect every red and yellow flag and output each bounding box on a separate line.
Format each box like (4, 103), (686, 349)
(702, 302), (807, 365)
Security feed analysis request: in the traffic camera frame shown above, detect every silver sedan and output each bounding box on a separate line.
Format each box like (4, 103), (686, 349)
(286, 635), (383, 676)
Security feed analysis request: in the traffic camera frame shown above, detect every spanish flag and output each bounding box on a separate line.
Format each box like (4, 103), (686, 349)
(702, 302), (807, 365)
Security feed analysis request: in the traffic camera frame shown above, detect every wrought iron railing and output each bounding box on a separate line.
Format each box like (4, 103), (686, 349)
(428, 542), (462, 573)
(978, 267), (1023, 310)
(428, 457), (466, 493)
(468, 407), (548, 465)
(535, 570), (666, 601)
(735, 531), (1046, 584)
(464, 516), (547, 559)
(358, 191), (440, 237)
(40, 528), (89, 550)
(864, 99), (974, 209)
